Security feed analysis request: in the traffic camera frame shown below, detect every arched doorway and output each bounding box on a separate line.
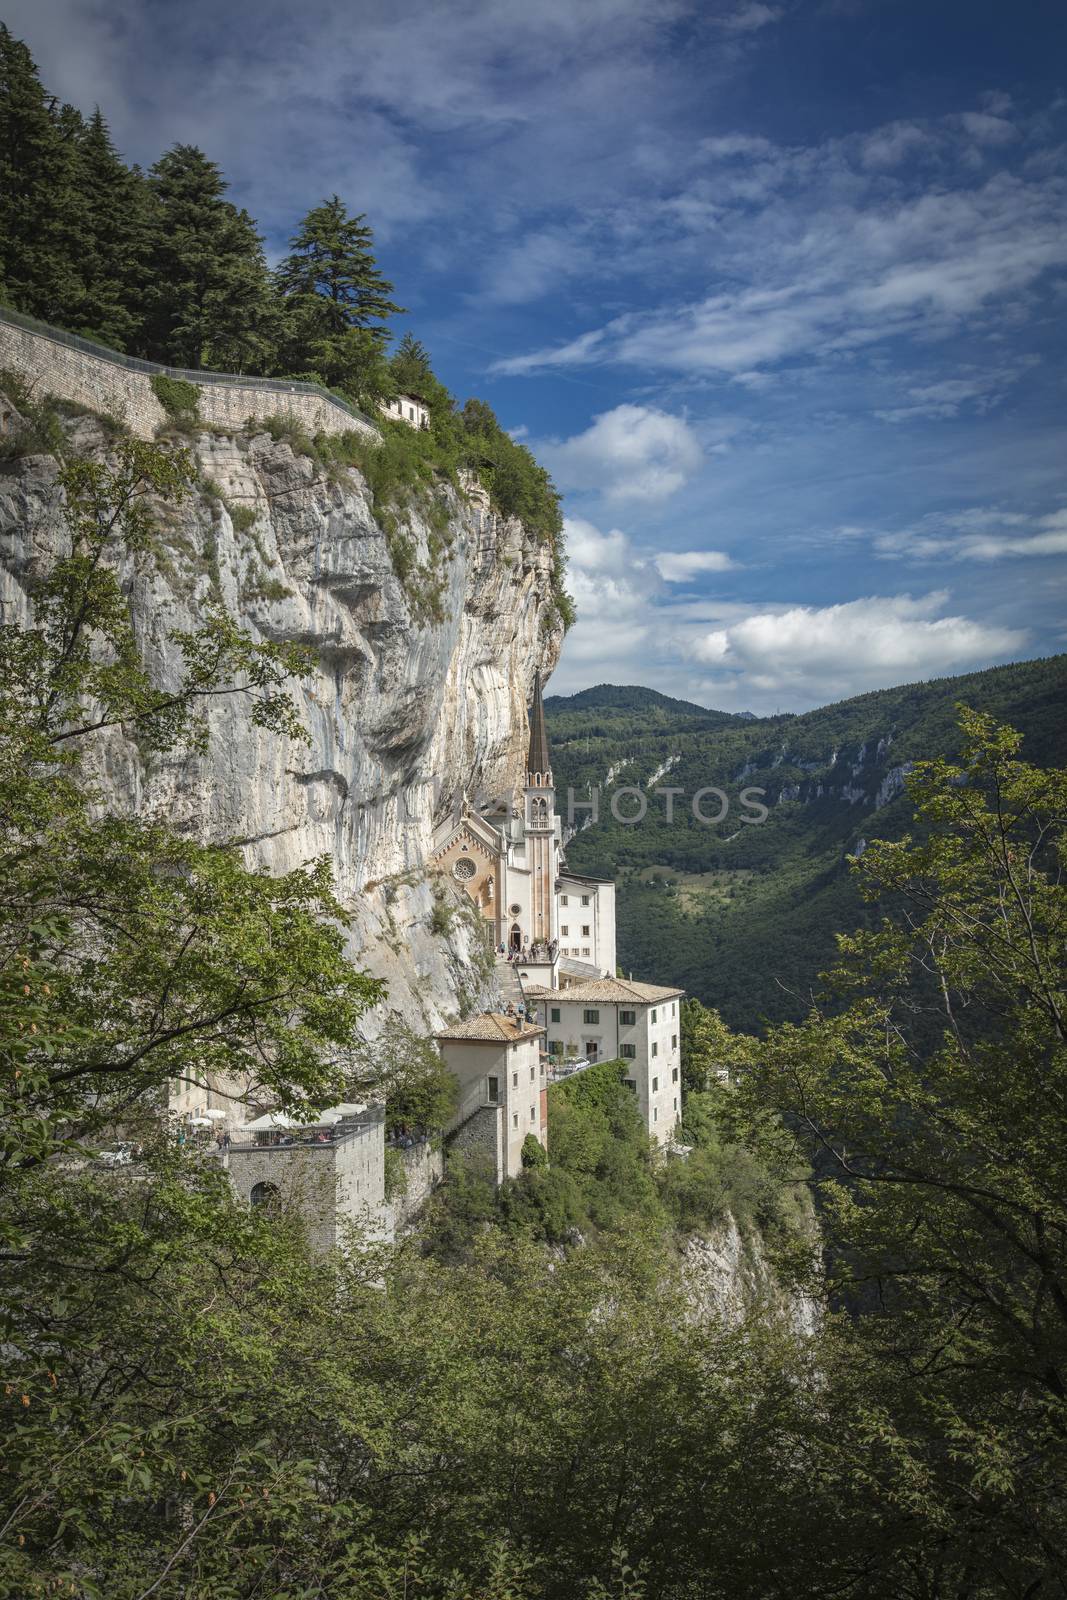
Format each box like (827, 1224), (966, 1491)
(250, 1181), (280, 1211)
(510, 922), (522, 952)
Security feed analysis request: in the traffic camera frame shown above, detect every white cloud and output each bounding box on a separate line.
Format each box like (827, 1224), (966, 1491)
(539, 404), (703, 501)
(564, 516), (634, 573)
(655, 550), (736, 581)
(873, 362), (1035, 423)
(860, 120), (934, 169)
(687, 592), (1026, 701)
(700, 133), (777, 159)
(4, 0), (696, 237)
(957, 111), (1019, 146)
(554, 517), (656, 685)
(717, 3), (783, 33)
(877, 505), (1067, 562)
(495, 122), (1067, 380)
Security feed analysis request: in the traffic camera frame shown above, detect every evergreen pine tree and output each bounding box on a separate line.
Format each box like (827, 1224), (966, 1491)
(74, 109), (150, 350)
(389, 332), (434, 397)
(275, 197), (403, 395)
(143, 145), (277, 371)
(0, 26), (85, 323)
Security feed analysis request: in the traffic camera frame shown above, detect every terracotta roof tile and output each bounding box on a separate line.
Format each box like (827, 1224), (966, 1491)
(435, 1012), (544, 1043)
(522, 979), (684, 1005)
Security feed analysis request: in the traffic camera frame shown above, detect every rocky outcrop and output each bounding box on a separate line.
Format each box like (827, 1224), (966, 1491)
(680, 1212), (820, 1337)
(0, 414), (563, 1034)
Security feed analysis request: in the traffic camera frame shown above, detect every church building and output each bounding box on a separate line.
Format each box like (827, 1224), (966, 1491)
(430, 672), (616, 988)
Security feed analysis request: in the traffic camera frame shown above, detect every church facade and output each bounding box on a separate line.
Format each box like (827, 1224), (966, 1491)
(430, 672), (616, 988)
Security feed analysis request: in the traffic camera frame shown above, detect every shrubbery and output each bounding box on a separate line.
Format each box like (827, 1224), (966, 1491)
(428, 1054), (787, 1256)
(150, 373), (200, 426)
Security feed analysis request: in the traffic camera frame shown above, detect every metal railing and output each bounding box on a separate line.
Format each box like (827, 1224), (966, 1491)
(0, 304), (377, 430)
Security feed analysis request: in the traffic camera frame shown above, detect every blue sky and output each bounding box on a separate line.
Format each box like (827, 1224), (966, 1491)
(11, 0), (1067, 711)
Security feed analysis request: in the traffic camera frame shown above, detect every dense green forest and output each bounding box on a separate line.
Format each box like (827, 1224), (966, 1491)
(0, 23), (573, 628)
(547, 655), (1067, 1029)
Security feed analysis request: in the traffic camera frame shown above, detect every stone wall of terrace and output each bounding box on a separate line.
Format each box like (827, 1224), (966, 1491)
(0, 306), (378, 442)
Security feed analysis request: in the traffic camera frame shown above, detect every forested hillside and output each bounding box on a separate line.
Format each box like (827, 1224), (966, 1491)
(547, 654), (1067, 1029)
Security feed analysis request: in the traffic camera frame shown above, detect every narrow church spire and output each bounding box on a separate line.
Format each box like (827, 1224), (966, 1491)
(526, 669), (552, 783)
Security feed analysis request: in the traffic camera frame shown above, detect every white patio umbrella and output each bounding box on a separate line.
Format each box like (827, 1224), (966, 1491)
(239, 1112), (293, 1134)
(188, 1116), (213, 1128)
(203, 1109), (227, 1121)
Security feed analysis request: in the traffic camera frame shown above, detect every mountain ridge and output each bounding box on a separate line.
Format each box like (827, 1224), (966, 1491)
(547, 653), (1067, 1031)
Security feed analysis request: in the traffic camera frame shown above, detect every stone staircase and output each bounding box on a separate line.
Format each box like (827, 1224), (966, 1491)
(495, 956), (525, 1008)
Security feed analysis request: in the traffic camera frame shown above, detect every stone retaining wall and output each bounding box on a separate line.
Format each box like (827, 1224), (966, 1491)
(390, 1140), (445, 1233)
(0, 309), (377, 442)
(449, 1104), (505, 1186)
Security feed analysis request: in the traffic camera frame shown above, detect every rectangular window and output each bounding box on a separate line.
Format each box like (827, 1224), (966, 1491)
(651, 1042), (658, 1057)
(561, 925), (569, 937)
(672, 1002), (677, 1016)
(583, 1009), (600, 1025)
(512, 1071), (518, 1088)
(674, 1097), (678, 1112)
(513, 1113), (518, 1129)
(624, 1079), (637, 1094)
(487, 1076), (499, 1103)
(653, 1107), (658, 1123)
(582, 924), (590, 937)
(620, 1009), (636, 1026)
(672, 1067), (679, 1083)
(582, 947), (590, 957)
(530, 1105), (536, 1122)
(560, 894), (569, 905)
(620, 1043), (636, 1059)
(530, 1066), (535, 1081)
(672, 1034), (678, 1049)
(581, 895), (590, 906)
(549, 1040), (563, 1055)
(550, 1007), (560, 1023)
(651, 1008), (658, 1023)
(652, 1077), (659, 1093)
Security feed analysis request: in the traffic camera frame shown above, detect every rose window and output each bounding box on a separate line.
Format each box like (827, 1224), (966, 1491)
(452, 857), (477, 881)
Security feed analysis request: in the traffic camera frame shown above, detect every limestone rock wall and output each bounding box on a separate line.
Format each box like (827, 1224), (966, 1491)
(680, 1204), (820, 1338)
(0, 412), (564, 1034)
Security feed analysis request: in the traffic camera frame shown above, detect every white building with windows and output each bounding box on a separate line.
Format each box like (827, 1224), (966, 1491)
(433, 675), (683, 1176)
(436, 1013), (547, 1182)
(380, 392), (430, 429)
(523, 979), (684, 1146)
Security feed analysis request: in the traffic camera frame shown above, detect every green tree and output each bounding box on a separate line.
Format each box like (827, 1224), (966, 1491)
(0, 25), (84, 323)
(276, 195), (403, 339)
(348, 1021), (459, 1136)
(390, 332), (434, 398)
(73, 108), (150, 349)
(679, 996), (748, 1093)
(143, 145), (277, 370)
(274, 196), (403, 398)
(745, 708), (1067, 1590)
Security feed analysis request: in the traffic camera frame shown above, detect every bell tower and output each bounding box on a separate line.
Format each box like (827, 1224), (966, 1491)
(524, 670), (556, 948)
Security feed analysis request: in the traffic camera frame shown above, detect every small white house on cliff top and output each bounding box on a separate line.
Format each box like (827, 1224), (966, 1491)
(380, 392), (430, 429)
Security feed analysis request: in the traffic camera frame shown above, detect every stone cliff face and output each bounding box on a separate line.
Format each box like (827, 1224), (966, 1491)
(0, 414), (563, 1032)
(680, 1212), (820, 1338)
